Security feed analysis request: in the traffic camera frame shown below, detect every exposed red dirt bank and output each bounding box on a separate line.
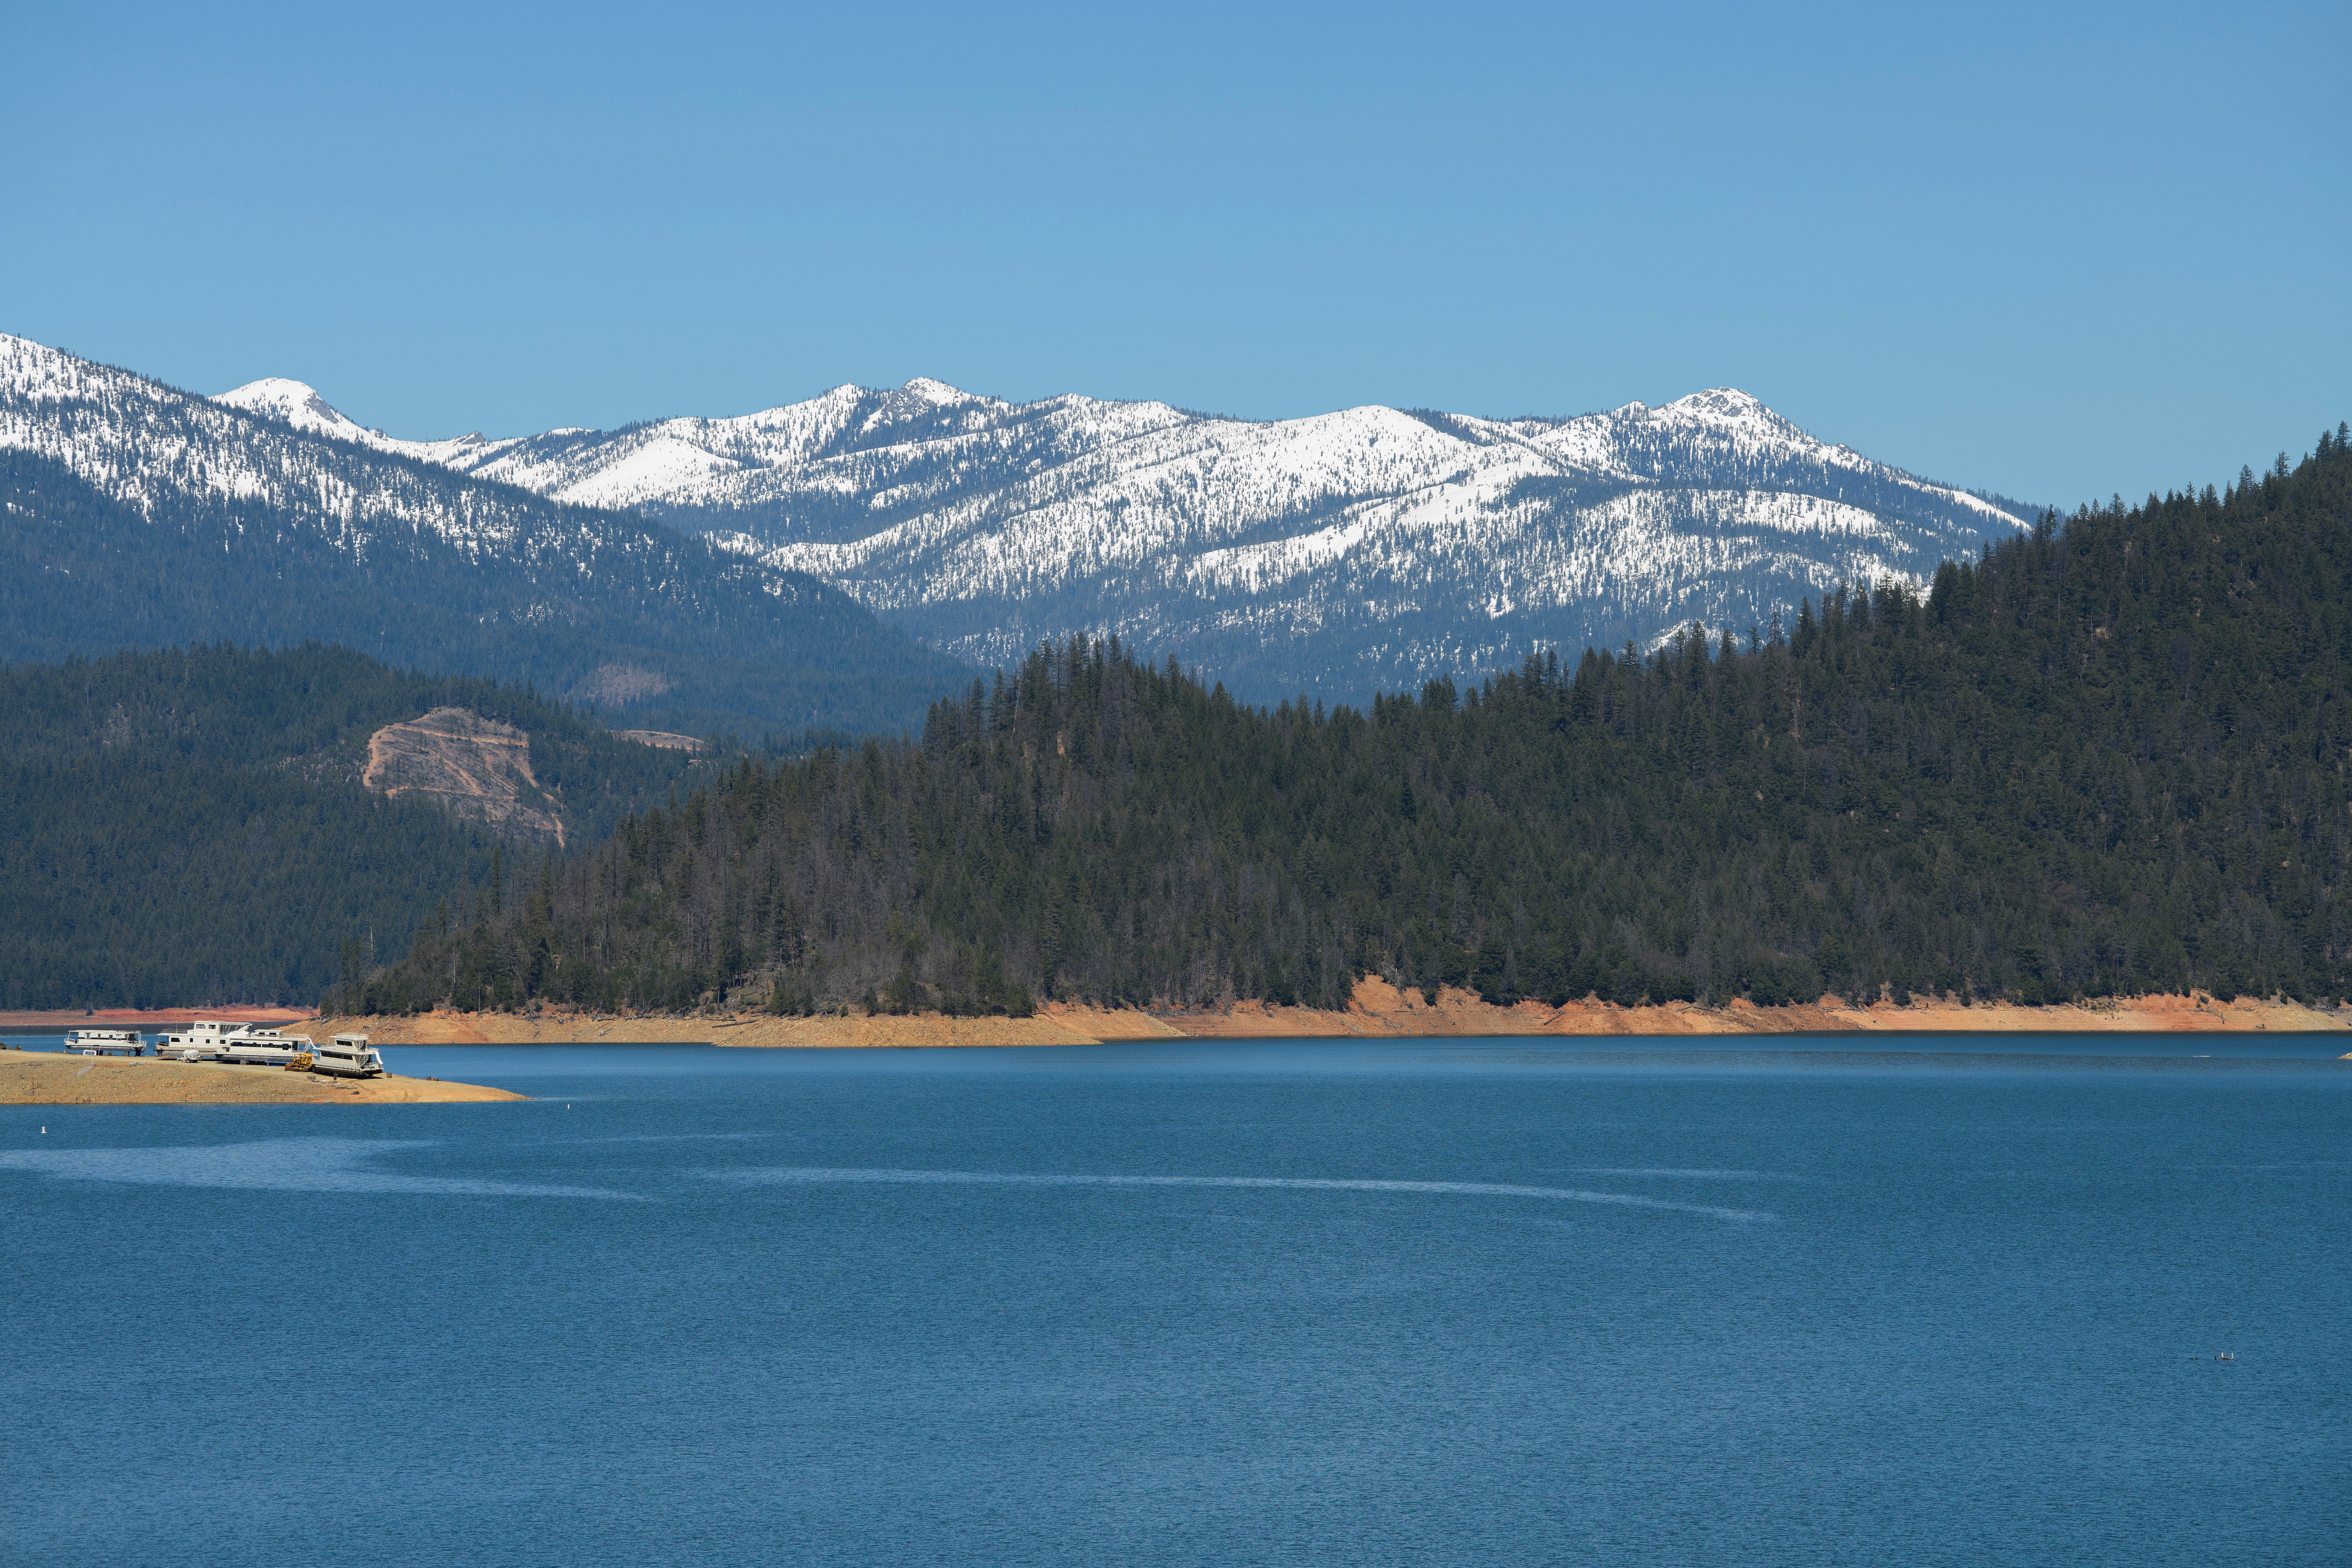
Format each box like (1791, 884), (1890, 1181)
(308, 980), (2350, 1048)
(0, 1006), (318, 1031)
(1151, 978), (2348, 1037)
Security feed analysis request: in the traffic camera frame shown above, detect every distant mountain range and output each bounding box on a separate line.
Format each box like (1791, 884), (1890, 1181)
(215, 366), (2038, 700)
(2, 331), (2036, 715)
(0, 335), (969, 734)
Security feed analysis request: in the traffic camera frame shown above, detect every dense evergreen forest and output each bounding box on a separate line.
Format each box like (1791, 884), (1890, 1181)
(0, 644), (706, 1008)
(346, 428), (2352, 1017)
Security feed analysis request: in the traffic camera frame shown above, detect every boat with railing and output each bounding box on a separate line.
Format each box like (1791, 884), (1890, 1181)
(217, 1028), (311, 1066)
(310, 1034), (385, 1078)
(159, 1020), (306, 1063)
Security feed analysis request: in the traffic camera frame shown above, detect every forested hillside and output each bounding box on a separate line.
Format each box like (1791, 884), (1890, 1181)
(0, 645), (705, 1008)
(348, 427), (2352, 1017)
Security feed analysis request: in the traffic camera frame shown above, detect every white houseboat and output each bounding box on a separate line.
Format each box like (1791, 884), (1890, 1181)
(67, 1028), (144, 1056)
(158, 1020), (239, 1061)
(217, 1028), (312, 1067)
(312, 1034), (385, 1078)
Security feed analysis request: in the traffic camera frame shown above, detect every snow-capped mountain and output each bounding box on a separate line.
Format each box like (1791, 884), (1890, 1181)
(211, 375), (545, 473)
(0, 335), (968, 733)
(2, 326), (2032, 714)
(205, 366), (2035, 700)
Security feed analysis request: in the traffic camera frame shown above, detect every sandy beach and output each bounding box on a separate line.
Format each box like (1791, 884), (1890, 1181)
(0, 1051), (524, 1105)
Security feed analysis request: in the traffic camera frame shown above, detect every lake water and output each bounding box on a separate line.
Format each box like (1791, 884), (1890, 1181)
(3, 1039), (2345, 1566)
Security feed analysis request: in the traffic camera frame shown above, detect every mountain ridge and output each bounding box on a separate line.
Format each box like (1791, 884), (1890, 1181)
(0, 328), (2042, 713)
(0, 333), (972, 735)
(205, 363), (2040, 701)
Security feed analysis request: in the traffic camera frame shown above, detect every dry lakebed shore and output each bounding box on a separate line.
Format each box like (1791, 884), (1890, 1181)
(0, 1051), (525, 1105)
(9, 981), (2345, 1105)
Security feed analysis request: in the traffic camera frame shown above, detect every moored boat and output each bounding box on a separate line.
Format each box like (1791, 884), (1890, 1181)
(158, 1020), (238, 1061)
(217, 1028), (312, 1067)
(311, 1034), (385, 1078)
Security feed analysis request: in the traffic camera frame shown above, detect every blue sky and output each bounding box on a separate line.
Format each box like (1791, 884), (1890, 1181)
(4, 1), (2344, 506)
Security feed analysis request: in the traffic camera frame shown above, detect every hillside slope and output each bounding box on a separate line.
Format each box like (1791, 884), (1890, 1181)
(352, 427), (2352, 1017)
(0, 643), (705, 1008)
(0, 335), (971, 735)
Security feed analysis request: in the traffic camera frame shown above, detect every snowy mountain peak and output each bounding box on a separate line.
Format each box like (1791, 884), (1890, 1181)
(858, 377), (989, 432)
(214, 377), (365, 438)
(898, 377), (973, 406)
(210, 378), (501, 467)
(1664, 388), (1774, 423)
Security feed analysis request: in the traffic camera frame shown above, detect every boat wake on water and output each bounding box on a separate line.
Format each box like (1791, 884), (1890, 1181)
(703, 1167), (1779, 1222)
(1569, 1167), (1809, 1181)
(0, 1136), (642, 1200)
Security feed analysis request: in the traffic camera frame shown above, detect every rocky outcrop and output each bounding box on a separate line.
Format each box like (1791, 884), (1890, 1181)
(362, 707), (566, 844)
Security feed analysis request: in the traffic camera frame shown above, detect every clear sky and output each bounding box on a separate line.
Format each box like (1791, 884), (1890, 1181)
(5, 1), (2344, 507)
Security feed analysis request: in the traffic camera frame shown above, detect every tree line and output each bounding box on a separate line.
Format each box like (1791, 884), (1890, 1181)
(344, 426), (2352, 1016)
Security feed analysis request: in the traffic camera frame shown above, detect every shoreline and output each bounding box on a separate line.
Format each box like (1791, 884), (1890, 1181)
(0, 1051), (525, 1106)
(302, 980), (2352, 1049)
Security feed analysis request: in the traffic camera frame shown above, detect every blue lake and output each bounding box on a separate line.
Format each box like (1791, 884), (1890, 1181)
(3, 1039), (2346, 1566)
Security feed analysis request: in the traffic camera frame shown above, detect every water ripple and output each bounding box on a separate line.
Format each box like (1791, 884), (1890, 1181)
(706, 1166), (1777, 1222)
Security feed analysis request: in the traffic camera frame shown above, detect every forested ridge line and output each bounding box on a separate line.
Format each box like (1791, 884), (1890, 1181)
(347, 427), (2352, 1018)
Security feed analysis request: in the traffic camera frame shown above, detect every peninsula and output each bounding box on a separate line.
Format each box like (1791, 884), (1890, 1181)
(0, 1051), (524, 1106)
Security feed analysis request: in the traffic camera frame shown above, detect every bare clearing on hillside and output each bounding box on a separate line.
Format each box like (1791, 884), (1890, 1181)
(363, 707), (566, 844)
